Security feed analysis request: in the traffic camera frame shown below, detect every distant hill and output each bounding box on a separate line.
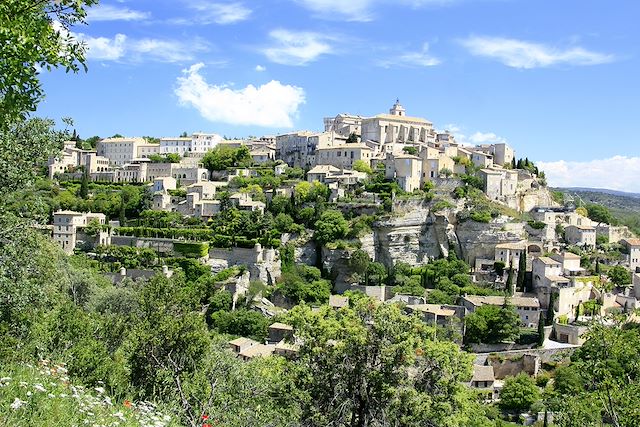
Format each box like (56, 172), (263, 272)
(556, 188), (640, 213)
(555, 187), (640, 235)
(562, 187), (640, 200)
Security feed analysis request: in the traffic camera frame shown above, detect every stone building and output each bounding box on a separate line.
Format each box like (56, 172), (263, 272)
(52, 210), (109, 254)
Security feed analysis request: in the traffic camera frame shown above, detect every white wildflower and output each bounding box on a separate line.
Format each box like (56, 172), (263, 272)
(48, 393), (56, 398)
(34, 383), (46, 392)
(104, 396), (112, 405)
(60, 393), (68, 398)
(0, 377), (11, 382)
(10, 398), (26, 410)
(94, 386), (105, 394)
(26, 391), (33, 397)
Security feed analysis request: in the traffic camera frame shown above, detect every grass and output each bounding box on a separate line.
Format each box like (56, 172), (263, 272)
(0, 361), (179, 427)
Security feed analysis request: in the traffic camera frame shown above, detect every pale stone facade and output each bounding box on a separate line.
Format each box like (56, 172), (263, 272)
(52, 210), (108, 254)
(97, 137), (149, 165)
(564, 225), (596, 247)
(621, 238), (640, 272)
(460, 295), (540, 328)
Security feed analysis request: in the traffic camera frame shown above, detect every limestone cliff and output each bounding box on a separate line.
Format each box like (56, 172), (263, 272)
(291, 186), (554, 276)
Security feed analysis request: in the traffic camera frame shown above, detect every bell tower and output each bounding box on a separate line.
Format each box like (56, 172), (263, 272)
(389, 99), (405, 116)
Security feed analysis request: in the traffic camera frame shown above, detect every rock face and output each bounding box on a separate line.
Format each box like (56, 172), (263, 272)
(289, 187), (553, 276)
(373, 200), (443, 267)
(455, 217), (526, 265)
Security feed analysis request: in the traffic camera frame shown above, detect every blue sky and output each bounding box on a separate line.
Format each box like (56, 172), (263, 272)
(38, 0), (640, 191)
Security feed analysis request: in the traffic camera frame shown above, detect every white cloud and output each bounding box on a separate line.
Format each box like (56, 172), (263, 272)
(379, 42), (440, 68)
(181, 1), (252, 24)
(87, 4), (150, 21)
(83, 34), (128, 60)
(293, 0), (455, 21)
(468, 131), (506, 144)
(440, 124), (507, 146)
(459, 36), (615, 69)
(78, 33), (208, 63)
(538, 156), (640, 192)
(255, 65), (266, 72)
(262, 29), (334, 66)
(294, 0), (375, 21)
(175, 63), (306, 127)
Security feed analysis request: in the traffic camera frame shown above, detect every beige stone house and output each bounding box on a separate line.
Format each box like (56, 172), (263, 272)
(460, 295), (540, 328)
(564, 225), (596, 247)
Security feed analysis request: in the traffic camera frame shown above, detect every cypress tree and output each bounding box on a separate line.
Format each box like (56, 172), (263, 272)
(537, 312), (546, 347)
(511, 157), (516, 169)
(119, 201), (126, 226)
(517, 249), (527, 292)
(79, 170), (89, 199)
(595, 258), (600, 274)
(506, 260), (514, 295)
(546, 291), (557, 325)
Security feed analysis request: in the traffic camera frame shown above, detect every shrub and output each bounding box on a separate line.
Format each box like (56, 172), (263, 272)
(173, 242), (209, 258)
(527, 220), (546, 230)
(470, 210), (492, 223)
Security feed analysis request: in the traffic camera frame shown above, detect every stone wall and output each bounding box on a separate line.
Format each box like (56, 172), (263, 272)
(110, 236), (175, 254)
(474, 346), (577, 366)
(209, 244), (281, 283)
(486, 353), (540, 379)
(455, 217), (526, 266)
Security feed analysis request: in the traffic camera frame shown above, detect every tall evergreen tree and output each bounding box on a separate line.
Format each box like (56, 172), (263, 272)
(119, 201), (126, 226)
(546, 291), (557, 325)
(517, 249), (527, 291)
(538, 313), (546, 347)
(506, 260), (514, 295)
(79, 170), (89, 199)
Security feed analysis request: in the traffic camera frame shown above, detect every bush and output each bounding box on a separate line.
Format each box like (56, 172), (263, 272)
(470, 210), (492, 223)
(499, 373), (541, 413)
(173, 242), (209, 258)
(527, 220), (546, 230)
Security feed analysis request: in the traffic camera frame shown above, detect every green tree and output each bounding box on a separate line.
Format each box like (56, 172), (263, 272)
(349, 249), (371, 277)
(209, 309), (269, 341)
(517, 249), (527, 292)
(537, 312), (546, 347)
(285, 299), (490, 427)
(551, 322), (640, 427)
(313, 209), (350, 245)
(499, 373), (541, 413)
(546, 291), (557, 325)
(78, 170), (89, 199)
(0, 0), (97, 124)
(586, 203), (614, 225)
(608, 265), (631, 286)
(506, 259), (514, 295)
(402, 146), (418, 156)
(127, 274), (211, 398)
(352, 159), (372, 174)
(0, 119), (68, 194)
(464, 302), (520, 344)
(202, 145), (252, 171)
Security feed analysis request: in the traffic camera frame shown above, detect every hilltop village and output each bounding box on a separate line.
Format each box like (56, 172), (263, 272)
(39, 101), (640, 424)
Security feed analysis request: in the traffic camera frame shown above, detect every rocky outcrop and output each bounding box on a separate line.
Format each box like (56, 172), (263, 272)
(287, 195), (532, 277)
(455, 217), (526, 265)
(374, 200), (444, 267)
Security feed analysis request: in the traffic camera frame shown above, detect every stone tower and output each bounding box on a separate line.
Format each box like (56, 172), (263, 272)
(389, 99), (406, 116)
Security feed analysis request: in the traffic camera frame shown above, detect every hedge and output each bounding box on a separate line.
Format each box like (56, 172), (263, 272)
(174, 242), (210, 258)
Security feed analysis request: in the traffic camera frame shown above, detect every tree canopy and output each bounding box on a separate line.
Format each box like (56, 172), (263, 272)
(1, 0), (97, 124)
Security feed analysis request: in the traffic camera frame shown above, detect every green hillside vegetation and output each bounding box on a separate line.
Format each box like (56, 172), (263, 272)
(556, 188), (640, 235)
